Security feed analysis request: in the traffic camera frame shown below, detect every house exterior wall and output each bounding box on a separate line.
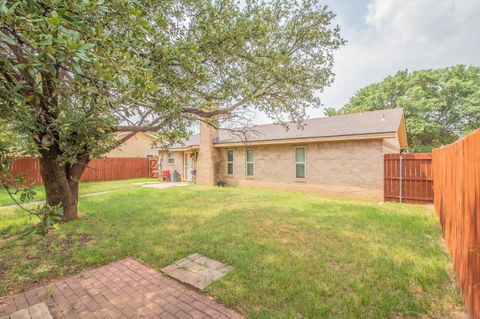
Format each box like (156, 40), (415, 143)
(158, 150), (185, 180)
(216, 139), (392, 199)
(107, 132), (157, 158)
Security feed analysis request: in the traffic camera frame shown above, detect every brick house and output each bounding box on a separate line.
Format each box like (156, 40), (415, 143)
(156, 108), (407, 199)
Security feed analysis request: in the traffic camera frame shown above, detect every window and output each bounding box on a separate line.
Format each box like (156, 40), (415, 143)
(168, 152), (175, 164)
(295, 147), (306, 179)
(246, 149), (254, 176)
(227, 150), (234, 175)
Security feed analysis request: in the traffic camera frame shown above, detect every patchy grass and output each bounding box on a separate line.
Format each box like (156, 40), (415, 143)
(0, 178), (157, 206)
(0, 186), (463, 318)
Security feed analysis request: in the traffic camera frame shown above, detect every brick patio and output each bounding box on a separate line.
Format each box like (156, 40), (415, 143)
(0, 258), (243, 319)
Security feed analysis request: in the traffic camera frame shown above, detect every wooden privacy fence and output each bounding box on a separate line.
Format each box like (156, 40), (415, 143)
(432, 129), (480, 319)
(384, 153), (434, 203)
(10, 157), (151, 186)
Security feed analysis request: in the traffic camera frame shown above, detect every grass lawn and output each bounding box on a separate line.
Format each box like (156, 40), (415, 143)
(0, 185), (463, 318)
(0, 178), (157, 206)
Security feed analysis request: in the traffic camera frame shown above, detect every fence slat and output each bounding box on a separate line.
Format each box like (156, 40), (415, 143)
(384, 153), (433, 203)
(432, 128), (480, 319)
(9, 157), (151, 185)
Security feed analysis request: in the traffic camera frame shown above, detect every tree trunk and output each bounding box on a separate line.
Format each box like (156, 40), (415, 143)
(38, 145), (85, 221)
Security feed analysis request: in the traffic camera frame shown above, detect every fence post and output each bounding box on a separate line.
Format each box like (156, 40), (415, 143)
(399, 154), (403, 203)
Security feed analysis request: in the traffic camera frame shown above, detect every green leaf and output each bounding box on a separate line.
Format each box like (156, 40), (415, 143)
(0, 30), (16, 45)
(72, 61), (82, 74)
(0, 1), (7, 16)
(76, 51), (90, 61)
(37, 34), (53, 46)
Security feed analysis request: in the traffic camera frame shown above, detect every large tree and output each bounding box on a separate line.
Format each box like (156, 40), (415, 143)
(0, 0), (344, 220)
(326, 65), (480, 152)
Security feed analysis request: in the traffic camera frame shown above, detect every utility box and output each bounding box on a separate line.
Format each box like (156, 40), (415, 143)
(171, 170), (180, 182)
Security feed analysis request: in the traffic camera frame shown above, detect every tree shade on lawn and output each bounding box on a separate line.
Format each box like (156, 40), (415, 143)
(0, 178), (156, 207)
(0, 186), (464, 318)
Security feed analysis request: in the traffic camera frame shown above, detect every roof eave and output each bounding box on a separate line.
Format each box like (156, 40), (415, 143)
(144, 132), (159, 140)
(154, 145), (199, 151)
(212, 132), (398, 148)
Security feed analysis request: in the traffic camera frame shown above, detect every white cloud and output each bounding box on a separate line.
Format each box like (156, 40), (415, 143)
(365, 0), (479, 42)
(249, 0), (480, 123)
(305, 0), (480, 119)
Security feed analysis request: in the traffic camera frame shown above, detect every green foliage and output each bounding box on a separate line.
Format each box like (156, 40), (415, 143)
(26, 204), (63, 236)
(142, 0), (345, 124)
(326, 65), (480, 152)
(0, 155), (61, 235)
(1, 0), (141, 159)
(0, 120), (33, 156)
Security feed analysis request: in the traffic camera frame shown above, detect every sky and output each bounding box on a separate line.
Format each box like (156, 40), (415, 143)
(252, 0), (480, 124)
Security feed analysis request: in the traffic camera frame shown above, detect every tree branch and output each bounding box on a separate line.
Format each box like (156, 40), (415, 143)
(116, 116), (168, 133)
(117, 132), (137, 144)
(68, 153), (91, 182)
(181, 88), (267, 117)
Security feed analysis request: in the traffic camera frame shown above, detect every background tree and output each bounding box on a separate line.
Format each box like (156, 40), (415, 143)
(0, 120), (32, 156)
(0, 0), (344, 221)
(326, 65), (480, 152)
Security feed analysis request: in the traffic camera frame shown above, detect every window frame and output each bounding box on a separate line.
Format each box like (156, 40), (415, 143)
(226, 149), (234, 176)
(167, 152), (175, 164)
(245, 148), (254, 177)
(294, 146), (306, 179)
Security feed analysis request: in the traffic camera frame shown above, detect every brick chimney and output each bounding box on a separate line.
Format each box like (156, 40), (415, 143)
(196, 120), (219, 186)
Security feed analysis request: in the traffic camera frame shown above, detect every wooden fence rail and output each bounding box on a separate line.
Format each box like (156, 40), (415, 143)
(384, 153), (434, 203)
(432, 129), (480, 319)
(10, 157), (151, 186)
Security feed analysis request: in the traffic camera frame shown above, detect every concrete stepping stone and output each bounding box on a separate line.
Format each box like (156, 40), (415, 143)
(1, 303), (52, 319)
(162, 253), (232, 289)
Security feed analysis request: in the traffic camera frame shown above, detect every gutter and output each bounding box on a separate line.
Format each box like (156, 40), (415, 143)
(153, 132), (397, 150)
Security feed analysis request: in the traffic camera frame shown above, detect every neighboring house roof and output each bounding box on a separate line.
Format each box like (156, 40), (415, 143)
(115, 132), (158, 141)
(161, 108), (408, 150)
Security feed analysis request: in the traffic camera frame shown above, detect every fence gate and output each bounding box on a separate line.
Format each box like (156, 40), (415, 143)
(384, 153), (433, 204)
(149, 159), (159, 178)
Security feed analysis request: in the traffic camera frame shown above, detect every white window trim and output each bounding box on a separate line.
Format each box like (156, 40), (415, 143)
(294, 146), (306, 179)
(168, 152), (175, 164)
(245, 148), (254, 177)
(226, 149), (234, 176)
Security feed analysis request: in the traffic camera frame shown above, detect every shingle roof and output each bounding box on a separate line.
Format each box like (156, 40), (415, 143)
(168, 108), (404, 149)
